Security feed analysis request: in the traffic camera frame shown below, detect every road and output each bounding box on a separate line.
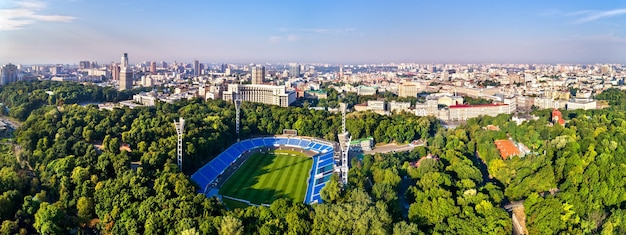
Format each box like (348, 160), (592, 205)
(362, 142), (424, 155)
(0, 116), (22, 130)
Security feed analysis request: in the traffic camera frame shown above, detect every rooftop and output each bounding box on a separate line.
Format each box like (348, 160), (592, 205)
(494, 139), (521, 160)
(449, 103), (507, 108)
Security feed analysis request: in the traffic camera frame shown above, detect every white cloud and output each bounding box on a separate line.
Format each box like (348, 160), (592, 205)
(574, 8), (626, 23)
(0, 0), (76, 30)
(268, 34), (301, 43)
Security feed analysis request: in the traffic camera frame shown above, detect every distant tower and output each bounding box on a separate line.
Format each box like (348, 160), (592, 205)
(119, 53), (133, 90)
(194, 60), (200, 76)
(336, 103), (351, 185)
(110, 63), (120, 81)
(289, 63), (301, 78)
(251, 65), (265, 84)
(150, 61), (157, 74)
(173, 117), (185, 171)
(79, 61), (91, 69)
(0, 63), (19, 85)
(339, 66), (343, 79)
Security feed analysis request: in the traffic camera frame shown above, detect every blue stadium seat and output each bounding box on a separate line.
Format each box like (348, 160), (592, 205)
(232, 143), (246, 153)
(314, 183), (326, 192)
(262, 137), (273, 146)
(318, 159), (334, 167)
(311, 143), (323, 151)
(276, 138), (288, 145)
(241, 140), (254, 149)
(226, 148), (240, 157)
(209, 161), (227, 172)
(320, 145), (332, 152)
(300, 139), (311, 147)
(317, 165), (333, 174)
(251, 138), (264, 147)
(287, 138), (299, 146)
(221, 151), (237, 162)
(191, 173), (210, 190)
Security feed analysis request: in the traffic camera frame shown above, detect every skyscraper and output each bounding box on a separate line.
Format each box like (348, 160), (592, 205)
(0, 64), (18, 85)
(119, 53), (133, 90)
(194, 60), (200, 76)
(251, 65), (265, 84)
(150, 61), (157, 74)
(110, 63), (120, 81)
(79, 61), (91, 69)
(289, 63), (300, 78)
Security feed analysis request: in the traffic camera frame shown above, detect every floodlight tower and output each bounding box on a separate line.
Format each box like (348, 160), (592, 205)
(234, 93), (242, 141)
(174, 117), (185, 171)
(336, 103), (351, 185)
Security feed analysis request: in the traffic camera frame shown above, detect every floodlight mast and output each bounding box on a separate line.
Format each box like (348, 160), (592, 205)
(337, 103), (350, 185)
(174, 117), (185, 171)
(234, 93), (242, 141)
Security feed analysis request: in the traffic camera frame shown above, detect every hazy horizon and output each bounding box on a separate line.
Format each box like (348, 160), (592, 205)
(2, 0), (626, 65)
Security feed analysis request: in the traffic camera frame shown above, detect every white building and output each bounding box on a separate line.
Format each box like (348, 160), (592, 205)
(388, 101), (411, 113)
(566, 98), (597, 110)
(223, 84), (296, 107)
(367, 100), (386, 111)
(446, 103), (511, 121)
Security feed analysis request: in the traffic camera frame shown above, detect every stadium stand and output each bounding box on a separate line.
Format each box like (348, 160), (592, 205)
(191, 136), (337, 204)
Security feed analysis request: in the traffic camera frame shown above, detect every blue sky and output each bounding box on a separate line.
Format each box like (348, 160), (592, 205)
(2, 0), (626, 64)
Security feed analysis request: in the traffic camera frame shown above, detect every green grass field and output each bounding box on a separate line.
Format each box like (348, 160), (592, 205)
(219, 150), (312, 205)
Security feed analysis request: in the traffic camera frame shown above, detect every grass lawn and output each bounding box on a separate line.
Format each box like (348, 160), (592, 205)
(219, 150), (312, 205)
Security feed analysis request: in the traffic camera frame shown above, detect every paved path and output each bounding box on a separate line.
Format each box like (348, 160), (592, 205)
(363, 142), (424, 155)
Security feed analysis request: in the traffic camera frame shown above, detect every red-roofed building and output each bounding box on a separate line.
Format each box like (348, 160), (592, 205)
(494, 140), (521, 160)
(552, 109), (565, 125)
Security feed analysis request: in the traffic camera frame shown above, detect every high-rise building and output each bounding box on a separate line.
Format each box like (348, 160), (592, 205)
(79, 61), (91, 69)
(289, 63), (301, 78)
(110, 63), (120, 80)
(119, 53), (133, 91)
(0, 64), (19, 85)
(251, 65), (265, 84)
(194, 60), (200, 76)
(150, 61), (157, 74)
(339, 66), (343, 79)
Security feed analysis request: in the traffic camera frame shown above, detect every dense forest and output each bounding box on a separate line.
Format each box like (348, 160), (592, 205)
(0, 81), (625, 234)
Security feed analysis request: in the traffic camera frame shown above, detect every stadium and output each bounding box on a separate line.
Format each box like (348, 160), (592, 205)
(190, 136), (340, 205)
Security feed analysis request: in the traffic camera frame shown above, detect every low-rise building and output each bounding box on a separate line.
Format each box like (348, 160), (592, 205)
(446, 103), (511, 121)
(304, 89), (328, 99)
(566, 98), (597, 110)
(388, 101), (411, 113)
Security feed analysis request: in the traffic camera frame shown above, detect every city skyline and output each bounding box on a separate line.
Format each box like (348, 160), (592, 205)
(2, 0), (626, 64)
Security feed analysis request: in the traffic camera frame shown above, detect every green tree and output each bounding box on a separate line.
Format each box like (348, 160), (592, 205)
(219, 215), (243, 235)
(34, 202), (66, 235)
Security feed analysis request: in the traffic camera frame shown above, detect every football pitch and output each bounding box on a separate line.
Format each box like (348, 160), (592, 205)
(219, 150), (313, 205)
